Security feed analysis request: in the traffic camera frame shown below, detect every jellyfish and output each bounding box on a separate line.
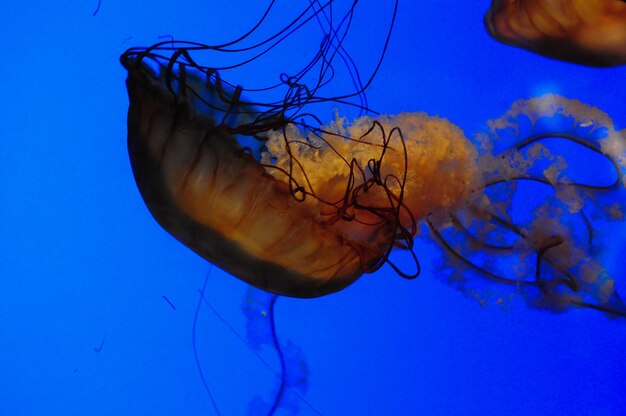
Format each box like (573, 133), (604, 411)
(484, 0), (626, 67)
(121, 49), (626, 316)
(121, 1), (626, 318)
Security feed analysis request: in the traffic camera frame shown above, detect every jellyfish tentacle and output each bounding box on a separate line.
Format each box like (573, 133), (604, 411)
(431, 94), (626, 317)
(265, 295), (286, 416)
(430, 208), (626, 317)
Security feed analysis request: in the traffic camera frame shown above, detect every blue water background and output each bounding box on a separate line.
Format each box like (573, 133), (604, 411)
(2, 1), (626, 415)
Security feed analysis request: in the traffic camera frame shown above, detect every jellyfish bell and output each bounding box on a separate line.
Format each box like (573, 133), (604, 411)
(484, 0), (626, 67)
(122, 53), (386, 298)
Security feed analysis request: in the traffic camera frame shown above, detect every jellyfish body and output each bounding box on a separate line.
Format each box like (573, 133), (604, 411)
(484, 0), (626, 66)
(123, 57), (387, 297)
(121, 51), (477, 298)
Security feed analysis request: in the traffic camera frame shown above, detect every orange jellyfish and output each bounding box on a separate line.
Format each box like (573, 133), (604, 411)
(121, 43), (626, 316)
(484, 0), (626, 66)
(121, 3), (626, 318)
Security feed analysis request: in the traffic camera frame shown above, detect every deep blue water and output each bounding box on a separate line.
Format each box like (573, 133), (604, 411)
(2, 1), (626, 415)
